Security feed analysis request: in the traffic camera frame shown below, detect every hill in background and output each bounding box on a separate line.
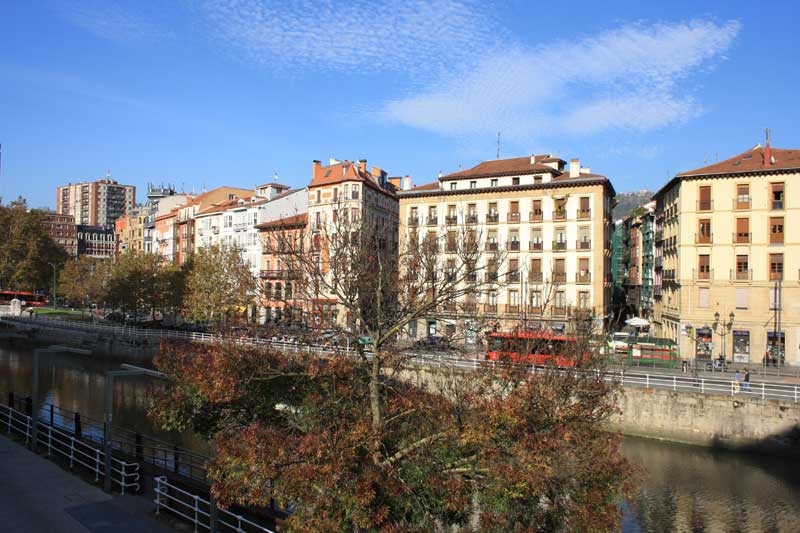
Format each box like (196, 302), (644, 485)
(613, 190), (653, 220)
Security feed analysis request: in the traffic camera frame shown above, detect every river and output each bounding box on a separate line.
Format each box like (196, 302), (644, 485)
(2, 344), (799, 532)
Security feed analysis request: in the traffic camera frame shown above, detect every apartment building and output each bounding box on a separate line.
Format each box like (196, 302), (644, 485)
(76, 225), (116, 258)
(398, 155), (615, 340)
(652, 142), (800, 366)
(114, 209), (147, 254)
(41, 213), (78, 258)
(173, 187), (254, 266)
(56, 177), (136, 228)
(142, 185), (194, 254)
(611, 202), (656, 324)
(306, 158), (400, 329)
(154, 211), (179, 261)
(257, 213), (308, 325)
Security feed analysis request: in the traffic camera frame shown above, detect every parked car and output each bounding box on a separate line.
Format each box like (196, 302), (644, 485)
(411, 335), (455, 353)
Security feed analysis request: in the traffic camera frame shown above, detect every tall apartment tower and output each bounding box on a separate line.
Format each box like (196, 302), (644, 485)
(652, 142), (800, 366)
(398, 154), (615, 342)
(56, 177), (136, 228)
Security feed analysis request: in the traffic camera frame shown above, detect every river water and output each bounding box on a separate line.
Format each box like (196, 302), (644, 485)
(2, 344), (799, 532)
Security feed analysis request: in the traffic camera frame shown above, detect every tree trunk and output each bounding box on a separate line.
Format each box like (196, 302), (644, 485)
(369, 353), (383, 465)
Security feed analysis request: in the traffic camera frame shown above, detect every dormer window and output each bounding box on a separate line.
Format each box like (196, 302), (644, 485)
(490, 179), (498, 187)
(450, 182), (457, 190)
(512, 177), (520, 185)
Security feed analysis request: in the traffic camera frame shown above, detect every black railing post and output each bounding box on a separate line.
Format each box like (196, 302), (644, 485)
(8, 392), (13, 408)
(49, 404), (54, 427)
(173, 446), (180, 474)
(135, 433), (143, 461)
(74, 412), (82, 437)
(24, 397), (32, 417)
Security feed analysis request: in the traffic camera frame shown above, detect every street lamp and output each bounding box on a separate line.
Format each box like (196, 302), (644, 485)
(712, 310), (735, 365)
(47, 262), (57, 309)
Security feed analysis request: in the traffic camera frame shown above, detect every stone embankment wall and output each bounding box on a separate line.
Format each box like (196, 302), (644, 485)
(609, 387), (800, 454)
(6, 323), (159, 361)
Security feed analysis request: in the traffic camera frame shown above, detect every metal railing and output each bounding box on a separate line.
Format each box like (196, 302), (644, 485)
(0, 403), (140, 493)
(154, 476), (275, 532)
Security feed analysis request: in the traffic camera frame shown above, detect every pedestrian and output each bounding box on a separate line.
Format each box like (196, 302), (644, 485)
(734, 369), (741, 394)
(682, 360), (688, 373)
(743, 368), (751, 392)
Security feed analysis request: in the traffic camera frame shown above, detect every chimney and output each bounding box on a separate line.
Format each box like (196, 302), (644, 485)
(329, 157), (341, 165)
(371, 165), (383, 177)
(530, 155), (537, 165)
(358, 159), (367, 174)
(403, 175), (411, 191)
(763, 128), (773, 167)
(569, 158), (580, 178)
(388, 177), (401, 190)
(312, 160), (322, 180)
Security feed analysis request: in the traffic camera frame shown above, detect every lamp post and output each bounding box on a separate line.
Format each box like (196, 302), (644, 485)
(712, 310), (735, 366)
(47, 262), (57, 309)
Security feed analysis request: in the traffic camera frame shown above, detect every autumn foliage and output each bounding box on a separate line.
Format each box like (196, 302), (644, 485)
(153, 339), (633, 532)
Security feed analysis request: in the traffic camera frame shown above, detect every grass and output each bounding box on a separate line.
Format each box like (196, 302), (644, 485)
(32, 308), (90, 320)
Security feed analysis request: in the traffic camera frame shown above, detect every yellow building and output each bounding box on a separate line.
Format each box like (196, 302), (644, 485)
(653, 143), (800, 366)
(398, 155), (615, 340)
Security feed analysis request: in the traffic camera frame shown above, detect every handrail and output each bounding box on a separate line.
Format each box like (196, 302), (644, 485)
(154, 476), (275, 532)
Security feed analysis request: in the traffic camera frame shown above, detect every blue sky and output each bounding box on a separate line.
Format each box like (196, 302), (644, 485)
(1, 0), (798, 208)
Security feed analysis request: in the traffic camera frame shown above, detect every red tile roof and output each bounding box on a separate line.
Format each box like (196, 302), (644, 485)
(196, 196), (264, 216)
(255, 213), (308, 230)
(310, 160), (397, 197)
(405, 181), (439, 192)
(677, 145), (800, 177)
(442, 155), (564, 180)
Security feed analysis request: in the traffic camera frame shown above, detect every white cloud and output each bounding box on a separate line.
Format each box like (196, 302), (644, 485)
(382, 19), (741, 139)
(53, 1), (174, 44)
(194, 0), (501, 79)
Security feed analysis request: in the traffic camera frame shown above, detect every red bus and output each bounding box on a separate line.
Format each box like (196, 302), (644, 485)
(487, 330), (581, 367)
(0, 291), (48, 307)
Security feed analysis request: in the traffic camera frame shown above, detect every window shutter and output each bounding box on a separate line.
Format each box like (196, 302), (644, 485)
(736, 218), (748, 233)
(735, 288), (748, 309)
(698, 287), (710, 308)
(699, 186), (711, 202)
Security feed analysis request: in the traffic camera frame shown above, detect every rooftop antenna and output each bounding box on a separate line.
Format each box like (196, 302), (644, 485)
(273, 171), (278, 182)
(496, 131), (501, 159)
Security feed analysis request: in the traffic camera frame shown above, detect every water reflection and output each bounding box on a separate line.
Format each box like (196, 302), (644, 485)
(623, 436), (800, 532)
(0, 344), (207, 454)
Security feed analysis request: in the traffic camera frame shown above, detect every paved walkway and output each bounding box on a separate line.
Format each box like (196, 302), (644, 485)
(0, 434), (172, 532)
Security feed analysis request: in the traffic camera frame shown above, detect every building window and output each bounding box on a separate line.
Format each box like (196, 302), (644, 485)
(450, 182), (457, 190)
(736, 255), (749, 280)
(698, 185), (712, 211)
(769, 253), (783, 280)
(554, 291), (566, 311)
(512, 177), (520, 185)
(531, 199), (543, 222)
(770, 217), (784, 244)
(490, 179), (498, 187)
(554, 198), (567, 220)
(735, 287), (748, 310)
(352, 185), (360, 200)
(316, 190), (321, 203)
(533, 175), (542, 184)
(736, 184), (750, 209)
(698, 287), (710, 308)
(735, 218), (750, 243)
(770, 182), (784, 210)
(733, 331), (750, 363)
(469, 181), (477, 189)
(578, 197), (590, 219)
(407, 320), (417, 338)
(333, 188), (338, 201)
(578, 291), (589, 309)
(698, 254), (710, 279)
(530, 290), (542, 308)
(698, 219), (711, 243)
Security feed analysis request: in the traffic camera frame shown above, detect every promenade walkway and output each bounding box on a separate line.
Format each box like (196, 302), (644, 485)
(0, 433), (172, 532)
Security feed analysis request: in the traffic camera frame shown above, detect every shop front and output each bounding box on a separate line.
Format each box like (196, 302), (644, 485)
(732, 330), (750, 364)
(694, 326), (713, 362)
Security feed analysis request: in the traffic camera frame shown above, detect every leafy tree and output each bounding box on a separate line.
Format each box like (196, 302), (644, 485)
(59, 256), (112, 308)
(154, 209), (633, 531)
(0, 200), (68, 291)
(184, 244), (257, 324)
(106, 252), (178, 319)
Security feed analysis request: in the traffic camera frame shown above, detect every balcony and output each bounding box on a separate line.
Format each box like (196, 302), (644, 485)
(445, 215), (458, 225)
(465, 214), (478, 224)
(260, 269), (301, 279)
(553, 210), (567, 221)
(529, 212), (543, 222)
(484, 303), (498, 313)
(529, 272), (543, 282)
(486, 271), (499, 282)
(578, 209), (591, 220)
(526, 305), (542, 315)
(734, 198), (751, 210)
(407, 217), (419, 226)
(486, 213), (499, 224)
(507, 271), (520, 283)
(697, 200), (713, 211)
(508, 240), (520, 252)
(576, 272), (591, 284)
(529, 241), (543, 252)
(553, 306), (567, 316)
(465, 272), (477, 283)
(552, 272), (566, 283)
(733, 232), (751, 244)
(552, 241), (567, 252)
(485, 242), (499, 252)
(463, 302), (478, 313)
(504, 304), (521, 314)
(695, 233), (712, 244)
(694, 268), (713, 281)
(576, 239), (591, 251)
(507, 212), (521, 223)
(732, 269), (752, 281)
(426, 217), (438, 226)
(445, 243), (457, 253)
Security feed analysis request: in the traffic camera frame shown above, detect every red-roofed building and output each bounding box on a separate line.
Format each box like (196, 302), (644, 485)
(652, 139), (800, 366)
(398, 154), (615, 342)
